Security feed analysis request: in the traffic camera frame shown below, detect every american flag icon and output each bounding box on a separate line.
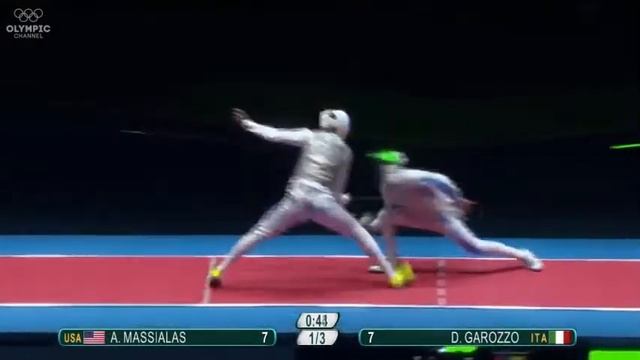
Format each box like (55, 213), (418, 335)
(83, 331), (105, 345)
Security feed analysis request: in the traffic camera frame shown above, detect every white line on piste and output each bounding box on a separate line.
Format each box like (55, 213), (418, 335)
(201, 257), (216, 304)
(0, 303), (639, 311)
(435, 260), (447, 306)
(3, 254), (639, 262)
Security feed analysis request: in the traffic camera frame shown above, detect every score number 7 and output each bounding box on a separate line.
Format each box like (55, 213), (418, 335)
(261, 331), (269, 343)
(367, 331), (374, 343)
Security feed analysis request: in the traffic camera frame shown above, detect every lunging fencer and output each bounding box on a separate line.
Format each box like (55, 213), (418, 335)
(208, 109), (412, 288)
(361, 150), (544, 274)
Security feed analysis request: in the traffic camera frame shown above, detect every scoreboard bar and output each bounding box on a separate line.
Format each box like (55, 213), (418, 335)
(297, 330), (340, 346)
(359, 329), (576, 347)
(296, 313), (340, 329)
(59, 329), (276, 346)
(296, 313), (340, 346)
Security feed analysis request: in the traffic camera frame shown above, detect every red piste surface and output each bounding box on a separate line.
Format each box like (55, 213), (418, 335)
(0, 256), (638, 308)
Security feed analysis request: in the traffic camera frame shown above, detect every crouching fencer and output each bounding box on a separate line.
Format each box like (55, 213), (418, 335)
(208, 109), (412, 288)
(361, 150), (544, 274)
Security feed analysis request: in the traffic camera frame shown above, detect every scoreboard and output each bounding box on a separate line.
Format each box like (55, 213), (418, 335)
(296, 313), (340, 346)
(59, 329), (277, 346)
(58, 316), (576, 347)
(359, 329), (576, 346)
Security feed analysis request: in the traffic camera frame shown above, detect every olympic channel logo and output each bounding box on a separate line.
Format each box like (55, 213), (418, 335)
(14, 8), (44, 23)
(6, 8), (51, 39)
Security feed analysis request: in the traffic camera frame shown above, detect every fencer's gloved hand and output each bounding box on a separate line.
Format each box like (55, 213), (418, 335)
(340, 193), (351, 206)
(231, 108), (252, 129)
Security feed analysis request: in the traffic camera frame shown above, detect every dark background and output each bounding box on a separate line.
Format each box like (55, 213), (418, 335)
(0, 1), (638, 237)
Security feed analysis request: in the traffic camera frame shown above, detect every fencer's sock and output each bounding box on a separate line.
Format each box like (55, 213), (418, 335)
(351, 227), (408, 287)
(444, 218), (534, 261)
(216, 233), (263, 272)
(368, 257), (400, 273)
(520, 249), (544, 271)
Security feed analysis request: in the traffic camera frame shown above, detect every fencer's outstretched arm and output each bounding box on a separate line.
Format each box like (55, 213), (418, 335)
(232, 108), (313, 147)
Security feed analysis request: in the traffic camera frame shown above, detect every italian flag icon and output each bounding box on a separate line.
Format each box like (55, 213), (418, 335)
(549, 330), (573, 345)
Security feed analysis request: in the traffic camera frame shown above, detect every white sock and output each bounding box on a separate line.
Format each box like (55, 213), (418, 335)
(381, 222), (399, 267)
(352, 226), (396, 277)
(217, 233), (264, 272)
(445, 218), (528, 260)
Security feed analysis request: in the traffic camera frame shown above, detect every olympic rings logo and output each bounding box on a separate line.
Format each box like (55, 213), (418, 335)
(13, 8), (44, 23)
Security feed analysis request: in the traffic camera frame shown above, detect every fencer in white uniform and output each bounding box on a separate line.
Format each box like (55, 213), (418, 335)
(362, 150), (544, 273)
(208, 109), (410, 288)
